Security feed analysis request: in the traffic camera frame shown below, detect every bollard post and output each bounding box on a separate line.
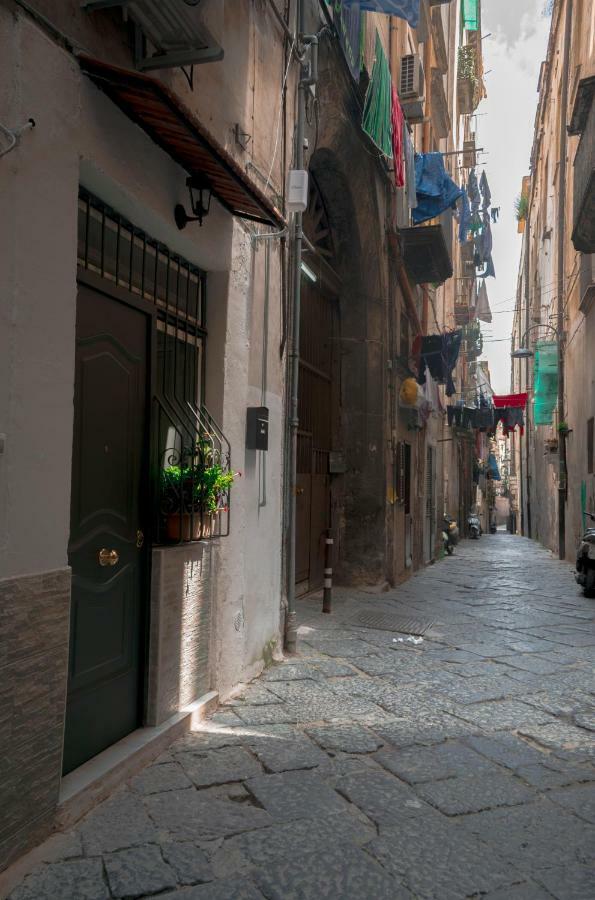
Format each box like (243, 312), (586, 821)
(322, 531), (333, 614)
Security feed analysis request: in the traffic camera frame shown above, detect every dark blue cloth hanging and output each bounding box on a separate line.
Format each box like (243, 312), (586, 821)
(412, 153), (463, 225)
(467, 169), (480, 212)
(360, 0), (420, 27)
(479, 170), (491, 210)
(458, 189), (471, 243)
(488, 452), (501, 480)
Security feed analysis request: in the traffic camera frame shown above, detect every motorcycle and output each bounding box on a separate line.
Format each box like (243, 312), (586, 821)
(442, 515), (459, 556)
(575, 512), (595, 595)
(468, 513), (481, 540)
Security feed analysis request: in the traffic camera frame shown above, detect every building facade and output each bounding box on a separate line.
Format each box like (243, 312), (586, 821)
(0, 0), (487, 874)
(511, 0), (595, 560)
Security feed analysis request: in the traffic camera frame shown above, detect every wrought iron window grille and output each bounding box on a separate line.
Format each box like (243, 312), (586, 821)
(77, 188), (232, 544)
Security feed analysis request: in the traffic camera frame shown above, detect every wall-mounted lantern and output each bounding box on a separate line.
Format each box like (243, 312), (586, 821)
(175, 175), (212, 229)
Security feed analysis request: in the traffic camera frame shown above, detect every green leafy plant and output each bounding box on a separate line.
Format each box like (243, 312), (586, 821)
(514, 193), (529, 222)
(161, 464), (236, 515)
(557, 421), (569, 434)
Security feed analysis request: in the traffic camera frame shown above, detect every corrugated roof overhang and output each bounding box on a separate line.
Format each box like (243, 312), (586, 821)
(78, 56), (285, 229)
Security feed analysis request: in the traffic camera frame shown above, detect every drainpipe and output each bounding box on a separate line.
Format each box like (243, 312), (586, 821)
(524, 219), (532, 540)
(285, 3), (317, 652)
(556, 0), (572, 561)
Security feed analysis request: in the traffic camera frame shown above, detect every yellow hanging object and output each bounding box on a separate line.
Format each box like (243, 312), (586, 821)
(400, 378), (419, 408)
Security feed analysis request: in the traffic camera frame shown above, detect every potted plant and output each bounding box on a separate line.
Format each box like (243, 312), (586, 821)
(161, 462), (236, 542)
(515, 193), (528, 233)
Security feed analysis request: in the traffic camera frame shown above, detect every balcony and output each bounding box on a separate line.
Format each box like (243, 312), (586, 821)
(81, 0), (223, 70)
(569, 77), (595, 253)
(400, 213), (453, 285)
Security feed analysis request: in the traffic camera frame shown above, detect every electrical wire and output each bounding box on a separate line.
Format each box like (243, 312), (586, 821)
(264, 36), (296, 197)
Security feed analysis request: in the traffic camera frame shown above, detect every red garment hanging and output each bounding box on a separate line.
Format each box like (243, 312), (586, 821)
(391, 84), (405, 188)
(492, 392), (528, 409)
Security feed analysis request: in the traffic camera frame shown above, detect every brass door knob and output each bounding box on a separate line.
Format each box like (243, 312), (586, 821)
(136, 530), (144, 549)
(98, 548), (119, 567)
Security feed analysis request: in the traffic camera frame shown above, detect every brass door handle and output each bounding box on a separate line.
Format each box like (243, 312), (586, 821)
(296, 487), (305, 495)
(98, 548), (119, 567)
(136, 530), (144, 549)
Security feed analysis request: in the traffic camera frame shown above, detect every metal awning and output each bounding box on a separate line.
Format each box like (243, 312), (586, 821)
(78, 56), (285, 229)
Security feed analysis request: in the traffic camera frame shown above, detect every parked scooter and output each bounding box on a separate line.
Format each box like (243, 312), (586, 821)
(443, 515), (459, 555)
(468, 512), (481, 540)
(575, 513), (595, 595)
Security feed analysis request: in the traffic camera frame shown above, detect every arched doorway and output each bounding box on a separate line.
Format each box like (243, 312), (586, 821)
(295, 175), (339, 592)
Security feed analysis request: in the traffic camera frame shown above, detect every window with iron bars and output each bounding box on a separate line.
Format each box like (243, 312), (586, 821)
(77, 188), (231, 543)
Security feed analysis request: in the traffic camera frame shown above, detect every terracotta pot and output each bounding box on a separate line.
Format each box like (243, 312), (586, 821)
(165, 512), (211, 542)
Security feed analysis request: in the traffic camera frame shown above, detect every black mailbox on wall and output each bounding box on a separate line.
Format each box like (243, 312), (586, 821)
(246, 407), (269, 451)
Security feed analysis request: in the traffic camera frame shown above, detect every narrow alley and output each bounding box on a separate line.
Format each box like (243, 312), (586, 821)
(7, 535), (595, 900)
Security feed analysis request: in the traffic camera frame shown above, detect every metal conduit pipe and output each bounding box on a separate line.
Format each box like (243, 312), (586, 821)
(285, 2), (318, 653)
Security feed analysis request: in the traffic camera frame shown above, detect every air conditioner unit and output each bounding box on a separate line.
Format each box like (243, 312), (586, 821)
(81, 0), (224, 70)
(399, 54), (425, 121)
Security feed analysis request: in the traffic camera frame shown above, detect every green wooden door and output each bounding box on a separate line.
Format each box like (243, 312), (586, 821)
(63, 283), (149, 774)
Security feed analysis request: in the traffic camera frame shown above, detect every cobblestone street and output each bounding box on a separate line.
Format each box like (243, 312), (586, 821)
(8, 535), (595, 900)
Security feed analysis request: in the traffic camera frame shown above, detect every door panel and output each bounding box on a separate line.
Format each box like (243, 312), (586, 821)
(295, 278), (334, 591)
(64, 284), (148, 775)
(309, 474), (329, 588)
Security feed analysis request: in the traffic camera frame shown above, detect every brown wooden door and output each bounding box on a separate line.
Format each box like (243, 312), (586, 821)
(63, 283), (149, 774)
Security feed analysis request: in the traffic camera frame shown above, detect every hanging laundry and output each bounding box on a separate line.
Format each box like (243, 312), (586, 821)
(462, 0), (478, 30)
(458, 189), (471, 243)
(487, 452), (501, 480)
(479, 170), (491, 209)
(415, 330), (462, 397)
(447, 406), (463, 427)
(491, 207), (500, 223)
(391, 84), (405, 188)
(403, 123), (417, 209)
(467, 169), (480, 212)
(480, 212), (493, 264)
(475, 280), (492, 323)
(360, 0), (420, 27)
(496, 407), (525, 436)
(479, 254), (496, 279)
(469, 210), (482, 235)
(467, 407), (494, 429)
(362, 32), (393, 158)
(333, 1), (362, 81)
(412, 153), (463, 225)
(533, 341), (559, 426)
(492, 392), (528, 409)
(462, 407), (475, 429)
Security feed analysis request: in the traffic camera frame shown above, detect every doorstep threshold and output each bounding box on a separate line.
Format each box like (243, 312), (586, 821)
(57, 690), (218, 829)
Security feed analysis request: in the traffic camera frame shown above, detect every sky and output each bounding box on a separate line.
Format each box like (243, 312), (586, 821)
(474, 0), (552, 393)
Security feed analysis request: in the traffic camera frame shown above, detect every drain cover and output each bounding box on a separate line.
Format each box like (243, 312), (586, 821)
(351, 611), (434, 636)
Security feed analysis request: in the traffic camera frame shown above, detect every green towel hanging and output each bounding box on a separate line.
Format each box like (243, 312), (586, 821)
(462, 0), (478, 31)
(362, 31), (393, 159)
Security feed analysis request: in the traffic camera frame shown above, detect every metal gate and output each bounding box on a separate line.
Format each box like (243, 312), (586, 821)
(296, 277), (335, 591)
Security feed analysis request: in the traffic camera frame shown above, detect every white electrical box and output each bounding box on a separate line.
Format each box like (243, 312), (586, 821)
(287, 170), (309, 213)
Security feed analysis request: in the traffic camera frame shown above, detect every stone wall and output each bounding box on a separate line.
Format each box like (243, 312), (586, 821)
(0, 568), (71, 871)
(147, 544), (213, 727)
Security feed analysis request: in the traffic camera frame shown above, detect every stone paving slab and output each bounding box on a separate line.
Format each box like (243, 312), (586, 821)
(256, 845), (413, 899)
(414, 771), (536, 815)
(8, 535), (595, 900)
(103, 844), (177, 898)
(368, 816), (525, 899)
